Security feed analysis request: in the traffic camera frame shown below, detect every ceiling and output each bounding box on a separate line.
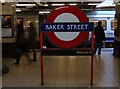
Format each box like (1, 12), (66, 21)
(2, 1), (116, 13)
(16, 1), (115, 13)
(1, 0), (105, 2)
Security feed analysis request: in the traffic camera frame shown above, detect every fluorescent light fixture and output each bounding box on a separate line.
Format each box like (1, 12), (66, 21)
(16, 4), (36, 7)
(51, 4), (65, 6)
(44, 4), (48, 6)
(35, 20), (39, 23)
(96, 0), (115, 8)
(16, 9), (21, 12)
(69, 3), (77, 6)
(39, 11), (50, 14)
(88, 3), (99, 5)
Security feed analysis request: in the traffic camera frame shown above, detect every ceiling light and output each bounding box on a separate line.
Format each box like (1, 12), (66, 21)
(51, 4), (65, 6)
(16, 9), (21, 12)
(69, 3), (77, 6)
(88, 3), (99, 5)
(39, 11), (50, 14)
(44, 4), (48, 6)
(16, 4), (36, 7)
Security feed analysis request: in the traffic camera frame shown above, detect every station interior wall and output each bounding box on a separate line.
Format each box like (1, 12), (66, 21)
(1, 2), (120, 58)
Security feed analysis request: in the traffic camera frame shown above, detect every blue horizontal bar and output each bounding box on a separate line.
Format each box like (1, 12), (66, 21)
(40, 22), (94, 32)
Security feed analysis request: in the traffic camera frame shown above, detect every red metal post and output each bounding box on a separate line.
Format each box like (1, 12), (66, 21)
(91, 31), (94, 86)
(40, 55), (44, 85)
(40, 32), (43, 48)
(40, 32), (44, 85)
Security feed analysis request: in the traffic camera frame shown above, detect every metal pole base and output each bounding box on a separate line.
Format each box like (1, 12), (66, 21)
(41, 81), (44, 86)
(91, 82), (93, 86)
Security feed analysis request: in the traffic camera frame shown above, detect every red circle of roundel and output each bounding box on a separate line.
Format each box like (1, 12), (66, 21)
(46, 6), (88, 48)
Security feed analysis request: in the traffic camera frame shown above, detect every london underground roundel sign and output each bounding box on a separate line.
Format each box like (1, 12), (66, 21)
(46, 6), (88, 48)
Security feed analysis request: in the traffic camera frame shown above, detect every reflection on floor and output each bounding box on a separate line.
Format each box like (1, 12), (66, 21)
(2, 50), (119, 87)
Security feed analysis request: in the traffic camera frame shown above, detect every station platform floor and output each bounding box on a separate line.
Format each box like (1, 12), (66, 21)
(2, 49), (119, 88)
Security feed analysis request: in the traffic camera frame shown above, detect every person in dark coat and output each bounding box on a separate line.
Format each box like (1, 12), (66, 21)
(28, 22), (37, 61)
(94, 21), (105, 55)
(14, 22), (24, 64)
(16, 22), (24, 46)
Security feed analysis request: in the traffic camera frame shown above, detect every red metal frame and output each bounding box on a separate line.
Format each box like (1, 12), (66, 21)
(40, 6), (94, 86)
(91, 31), (94, 85)
(40, 31), (94, 86)
(40, 32), (44, 85)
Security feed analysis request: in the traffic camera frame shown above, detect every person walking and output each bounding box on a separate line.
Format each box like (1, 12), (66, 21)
(14, 22), (24, 64)
(28, 22), (37, 61)
(94, 21), (105, 55)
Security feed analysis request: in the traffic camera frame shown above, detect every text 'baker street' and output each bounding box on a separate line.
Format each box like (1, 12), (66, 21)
(45, 24), (89, 30)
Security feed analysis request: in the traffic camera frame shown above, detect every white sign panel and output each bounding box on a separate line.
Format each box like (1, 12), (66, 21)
(2, 28), (12, 37)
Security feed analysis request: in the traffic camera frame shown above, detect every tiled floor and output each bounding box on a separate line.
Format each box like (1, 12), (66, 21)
(2, 49), (119, 87)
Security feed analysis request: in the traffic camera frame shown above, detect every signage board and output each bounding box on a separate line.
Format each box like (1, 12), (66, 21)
(41, 23), (94, 32)
(41, 6), (91, 48)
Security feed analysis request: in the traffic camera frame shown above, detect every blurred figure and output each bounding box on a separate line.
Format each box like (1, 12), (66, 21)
(28, 22), (37, 61)
(14, 22), (24, 64)
(94, 21), (105, 55)
(16, 22), (24, 46)
(113, 27), (120, 57)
